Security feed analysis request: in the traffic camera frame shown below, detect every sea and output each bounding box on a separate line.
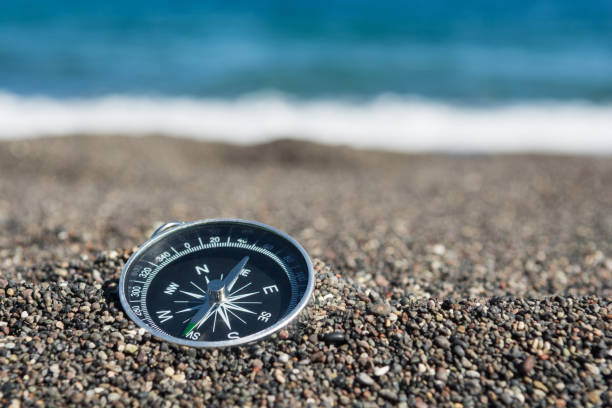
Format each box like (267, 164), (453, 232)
(1, 1), (611, 153)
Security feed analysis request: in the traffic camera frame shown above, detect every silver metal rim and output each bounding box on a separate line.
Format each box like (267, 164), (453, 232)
(118, 218), (315, 348)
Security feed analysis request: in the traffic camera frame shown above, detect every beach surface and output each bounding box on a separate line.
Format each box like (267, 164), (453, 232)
(0, 136), (611, 407)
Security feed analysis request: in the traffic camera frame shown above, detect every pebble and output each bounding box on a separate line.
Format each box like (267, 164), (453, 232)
(108, 393), (121, 402)
(124, 344), (138, 354)
(274, 368), (285, 384)
(587, 390), (602, 404)
(453, 345), (465, 357)
(357, 373), (375, 386)
(533, 380), (548, 392)
(434, 336), (450, 349)
(369, 302), (392, 317)
(323, 332), (346, 344)
(374, 366), (390, 376)
(465, 370), (480, 378)
(436, 367), (448, 382)
(520, 355), (536, 375)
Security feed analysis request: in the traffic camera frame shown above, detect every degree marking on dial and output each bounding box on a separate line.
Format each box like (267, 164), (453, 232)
(171, 247), (179, 255)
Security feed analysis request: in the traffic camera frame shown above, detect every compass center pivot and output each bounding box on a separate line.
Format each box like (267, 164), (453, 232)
(207, 279), (226, 302)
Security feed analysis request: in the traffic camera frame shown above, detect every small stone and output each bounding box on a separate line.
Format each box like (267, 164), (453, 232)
(278, 353), (290, 363)
(357, 372), (374, 386)
(20, 311), (28, 318)
(172, 372), (186, 382)
(520, 356), (536, 375)
(432, 244), (446, 255)
(533, 380), (548, 392)
(108, 393), (121, 402)
(375, 274), (389, 287)
(414, 396), (427, 408)
(71, 393), (84, 403)
(124, 344), (138, 354)
(587, 390), (601, 404)
(164, 367), (175, 377)
(379, 389), (398, 402)
(274, 368), (285, 384)
(370, 302), (392, 317)
(374, 366), (390, 376)
(436, 367), (448, 382)
(434, 336), (450, 349)
(453, 345), (465, 357)
(323, 332), (346, 344)
(466, 370), (479, 378)
(311, 351), (326, 362)
(584, 363), (599, 376)
(279, 329), (289, 339)
(533, 389), (546, 400)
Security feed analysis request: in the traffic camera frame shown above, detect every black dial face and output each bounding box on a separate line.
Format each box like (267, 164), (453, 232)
(119, 220), (313, 347)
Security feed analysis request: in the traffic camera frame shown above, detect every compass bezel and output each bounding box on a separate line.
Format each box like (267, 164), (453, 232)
(118, 218), (315, 348)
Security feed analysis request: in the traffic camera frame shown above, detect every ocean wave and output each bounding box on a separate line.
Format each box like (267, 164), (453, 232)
(1, 92), (611, 153)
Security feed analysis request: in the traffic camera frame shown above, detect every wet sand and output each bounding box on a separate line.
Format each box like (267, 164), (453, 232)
(0, 135), (611, 406)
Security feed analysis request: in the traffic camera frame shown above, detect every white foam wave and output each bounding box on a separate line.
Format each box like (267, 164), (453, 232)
(1, 91), (611, 153)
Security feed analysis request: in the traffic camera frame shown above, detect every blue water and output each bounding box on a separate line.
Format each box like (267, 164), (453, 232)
(1, 0), (611, 103)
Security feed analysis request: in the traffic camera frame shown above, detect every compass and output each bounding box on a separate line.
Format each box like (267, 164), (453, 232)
(118, 218), (314, 347)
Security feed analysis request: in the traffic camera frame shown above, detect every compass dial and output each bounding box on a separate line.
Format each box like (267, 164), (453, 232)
(119, 219), (314, 347)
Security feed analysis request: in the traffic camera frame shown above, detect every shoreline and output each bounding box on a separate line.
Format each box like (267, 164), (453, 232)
(1, 92), (612, 154)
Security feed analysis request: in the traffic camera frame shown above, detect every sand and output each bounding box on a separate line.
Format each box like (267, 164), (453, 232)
(0, 135), (610, 407)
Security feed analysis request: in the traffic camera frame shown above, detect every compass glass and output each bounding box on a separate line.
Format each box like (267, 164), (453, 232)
(119, 219), (313, 347)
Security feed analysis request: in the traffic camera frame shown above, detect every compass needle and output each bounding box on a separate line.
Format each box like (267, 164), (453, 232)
(119, 219), (314, 347)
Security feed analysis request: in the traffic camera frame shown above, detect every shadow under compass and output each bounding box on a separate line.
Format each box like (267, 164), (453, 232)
(102, 278), (121, 307)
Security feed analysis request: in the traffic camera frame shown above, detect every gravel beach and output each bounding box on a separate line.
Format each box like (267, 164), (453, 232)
(0, 136), (611, 407)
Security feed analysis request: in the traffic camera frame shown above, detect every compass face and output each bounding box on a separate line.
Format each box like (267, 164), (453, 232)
(119, 219), (314, 347)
